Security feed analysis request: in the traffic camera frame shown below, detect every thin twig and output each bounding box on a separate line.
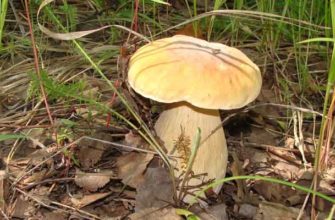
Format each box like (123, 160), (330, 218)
(0, 209), (9, 220)
(15, 187), (99, 220)
(9, 0), (25, 35)
(79, 136), (177, 157)
(24, 0), (54, 125)
(22, 177), (74, 190)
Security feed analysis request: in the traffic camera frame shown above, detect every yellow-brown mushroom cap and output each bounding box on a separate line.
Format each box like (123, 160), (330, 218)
(128, 35), (262, 110)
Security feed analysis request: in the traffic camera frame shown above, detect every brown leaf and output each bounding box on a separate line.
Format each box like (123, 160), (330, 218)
(124, 131), (145, 148)
(70, 192), (111, 208)
(128, 207), (182, 220)
(246, 127), (279, 146)
(116, 152), (153, 188)
(41, 210), (67, 220)
(90, 200), (131, 219)
(11, 196), (30, 218)
(22, 169), (47, 184)
(272, 161), (300, 180)
(175, 23), (204, 39)
(238, 204), (257, 219)
(74, 169), (113, 192)
(29, 186), (52, 206)
(135, 167), (174, 211)
(231, 153), (247, 202)
(254, 201), (308, 220)
(253, 181), (296, 203)
(77, 136), (107, 169)
(191, 203), (228, 220)
(77, 145), (105, 169)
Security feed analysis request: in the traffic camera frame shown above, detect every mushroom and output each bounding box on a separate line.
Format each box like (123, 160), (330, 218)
(128, 35), (262, 199)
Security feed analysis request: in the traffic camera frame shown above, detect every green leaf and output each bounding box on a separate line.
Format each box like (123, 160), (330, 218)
(176, 209), (201, 220)
(0, 134), (26, 141)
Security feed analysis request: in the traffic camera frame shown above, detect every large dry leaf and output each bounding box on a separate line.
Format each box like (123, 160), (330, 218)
(74, 169), (113, 192)
(254, 201), (308, 220)
(77, 134), (110, 169)
(238, 204), (257, 219)
(128, 207), (182, 220)
(124, 131), (145, 148)
(11, 197), (31, 219)
(191, 203), (228, 220)
(253, 181), (296, 203)
(273, 160), (300, 180)
(116, 152), (153, 188)
(88, 200), (131, 219)
(71, 192), (111, 208)
(77, 145), (105, 169)
(28, 186), (52, 207)
(135, 167), (174, 211)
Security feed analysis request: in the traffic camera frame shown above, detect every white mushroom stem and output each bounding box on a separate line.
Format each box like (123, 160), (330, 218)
(154, 102), (228, 194)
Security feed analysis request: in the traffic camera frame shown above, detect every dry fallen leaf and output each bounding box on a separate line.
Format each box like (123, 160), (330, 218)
(135, 167), (174, 211)
(246, 127), (279, 146)
(116, 152), (153, 188)
(77, 135), (108, 169)
(253, 181), (296, 203)
(11, 196), (31, 219)
(191, 203), (228, 220)
(124, 131), (145, 148)
(128, 207), (182, 220)
(71, 192), (111, 208)
(22, 169), (47, 185)
(175, 23), (204, 39)
(90, 200), (131, 219)
(254, 201), (308, 220)
(238, 204), (257, 219)
(253, 181), (297, 202)
(272, 161), (300, 180)
(231, 153), (248, 202)
(77, 145), (105, 169)
(29, 186), (52, 206)
(74, 169), (113, 192)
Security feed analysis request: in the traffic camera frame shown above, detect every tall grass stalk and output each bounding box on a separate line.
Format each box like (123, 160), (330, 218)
(309, 0), (335, 216)
(313, 0), (335, 179)
(207, 0), (224, 40)
(273, 0), (290, 48)
(0, 0), (8, 48)
(192, 0), (198, 36)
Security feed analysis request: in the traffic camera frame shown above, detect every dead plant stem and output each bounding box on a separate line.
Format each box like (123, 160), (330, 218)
(24, 0), (54, 125)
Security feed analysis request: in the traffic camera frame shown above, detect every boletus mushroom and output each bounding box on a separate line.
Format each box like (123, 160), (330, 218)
(128, 35), (262, 200)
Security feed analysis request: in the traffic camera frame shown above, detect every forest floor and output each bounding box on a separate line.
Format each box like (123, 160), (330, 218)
(0, 1), (334, 219)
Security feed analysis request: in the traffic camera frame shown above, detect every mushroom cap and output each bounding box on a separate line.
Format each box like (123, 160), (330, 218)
(128, 35), (262, 110)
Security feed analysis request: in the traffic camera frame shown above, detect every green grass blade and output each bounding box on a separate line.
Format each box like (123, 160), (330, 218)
(188, 175), (335, 208)
(150, 0), (170, 5)
(0, 134), (26, 141)
(0, 0), (9, 48)
(299, 37), (335, 43)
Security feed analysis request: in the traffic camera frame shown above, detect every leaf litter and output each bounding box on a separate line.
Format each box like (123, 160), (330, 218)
(0, 1), (334, 219)
(74, 169), (114, 192)
(116, 152), (154, 189)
